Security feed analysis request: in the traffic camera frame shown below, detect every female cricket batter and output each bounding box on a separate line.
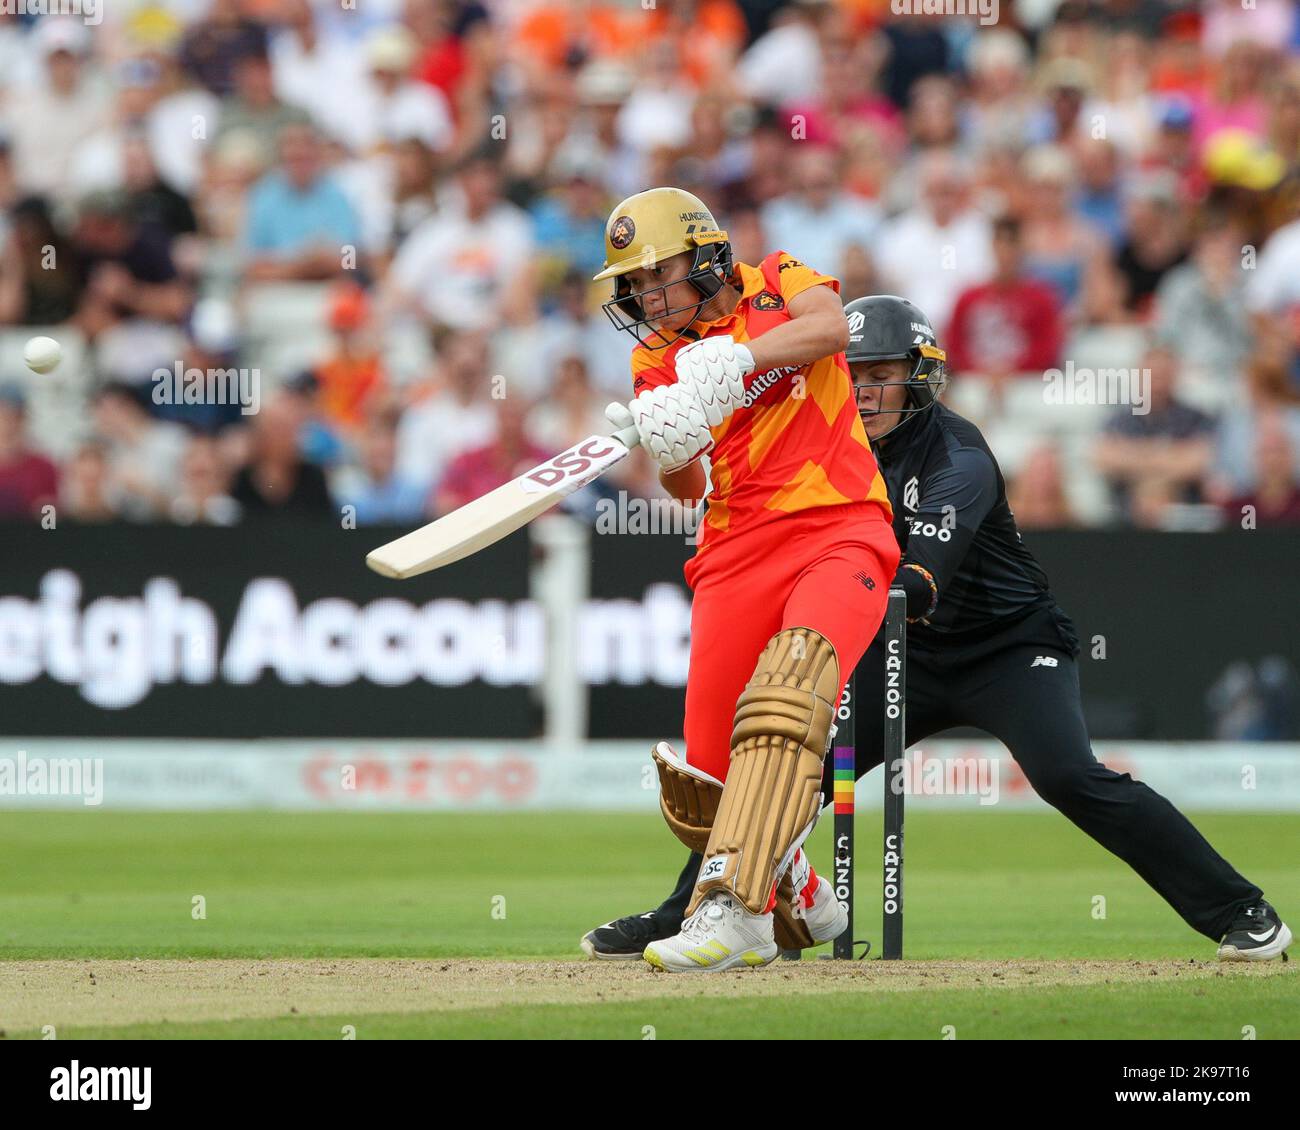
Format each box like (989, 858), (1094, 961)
(591, 188), (900, 972)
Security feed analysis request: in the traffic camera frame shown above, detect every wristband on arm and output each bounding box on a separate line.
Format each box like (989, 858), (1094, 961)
(895, 562), (939, 623)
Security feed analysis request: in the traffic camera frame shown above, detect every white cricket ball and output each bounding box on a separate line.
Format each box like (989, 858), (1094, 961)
(23, 336), (63, 374)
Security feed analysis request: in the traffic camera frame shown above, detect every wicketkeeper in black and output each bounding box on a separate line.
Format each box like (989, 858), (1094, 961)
(583, 294), (1292, 964)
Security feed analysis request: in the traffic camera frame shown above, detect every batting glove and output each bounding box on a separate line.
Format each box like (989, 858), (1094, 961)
(673, 335), (755, 426)
(608, 386), (714, 473)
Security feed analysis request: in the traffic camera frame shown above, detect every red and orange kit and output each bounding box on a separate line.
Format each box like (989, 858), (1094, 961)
(630, 250), (900, 785)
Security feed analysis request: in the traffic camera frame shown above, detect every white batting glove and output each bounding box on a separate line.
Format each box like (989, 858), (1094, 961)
(604, 400), (635, 433)
(614, 386), (714, 473)
(673, 335), (755, 426)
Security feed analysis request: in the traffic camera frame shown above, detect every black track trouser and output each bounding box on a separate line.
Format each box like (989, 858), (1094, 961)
(658, 605), (1263, 942)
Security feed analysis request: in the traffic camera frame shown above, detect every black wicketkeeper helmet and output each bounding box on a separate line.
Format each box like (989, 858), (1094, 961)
(844, 294), (947, 435)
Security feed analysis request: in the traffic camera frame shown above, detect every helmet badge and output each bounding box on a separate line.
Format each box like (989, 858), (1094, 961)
(609, 216), (636, 250)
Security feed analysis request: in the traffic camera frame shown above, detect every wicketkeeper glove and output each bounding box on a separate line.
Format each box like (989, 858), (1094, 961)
(673, 335), (755, 426)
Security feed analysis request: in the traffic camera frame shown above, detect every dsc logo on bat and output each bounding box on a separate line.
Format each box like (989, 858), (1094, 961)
(521, 438), (620, 492)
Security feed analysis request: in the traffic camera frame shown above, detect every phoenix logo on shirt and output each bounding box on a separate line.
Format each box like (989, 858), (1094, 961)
(752, 291), (784, 311)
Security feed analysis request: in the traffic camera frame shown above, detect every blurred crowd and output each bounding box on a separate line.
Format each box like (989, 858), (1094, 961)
(1, 0), (1299, 529)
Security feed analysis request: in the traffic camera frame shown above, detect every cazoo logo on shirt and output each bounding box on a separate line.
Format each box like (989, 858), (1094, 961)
(907, 518), (952, 542)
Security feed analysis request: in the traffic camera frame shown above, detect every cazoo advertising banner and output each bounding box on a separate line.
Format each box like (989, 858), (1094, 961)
(0, 522), (1297, 741)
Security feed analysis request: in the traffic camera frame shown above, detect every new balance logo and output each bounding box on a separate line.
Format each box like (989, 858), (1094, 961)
(853, 570), (876, 590)
(1030, 656), (1059, 668)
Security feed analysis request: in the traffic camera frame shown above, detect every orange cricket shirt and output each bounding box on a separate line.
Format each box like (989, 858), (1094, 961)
(628, 250), (892, 563)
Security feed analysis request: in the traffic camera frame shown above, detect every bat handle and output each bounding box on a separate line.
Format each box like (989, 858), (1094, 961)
(613, 424), (640, 450)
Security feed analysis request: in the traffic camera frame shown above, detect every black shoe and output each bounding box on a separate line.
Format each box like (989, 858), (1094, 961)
(1217, 900), (1293, 962)
(581, 910), (683, 960)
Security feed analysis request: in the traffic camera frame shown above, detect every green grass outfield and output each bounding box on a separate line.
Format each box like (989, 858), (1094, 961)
(1, 809), (1296, 1038)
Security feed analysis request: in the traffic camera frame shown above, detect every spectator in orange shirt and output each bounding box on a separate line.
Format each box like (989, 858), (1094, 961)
(314, 283), (386, 430)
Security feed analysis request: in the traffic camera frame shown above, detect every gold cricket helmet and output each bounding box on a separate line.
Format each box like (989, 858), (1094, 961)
(593, 187), (733, 350)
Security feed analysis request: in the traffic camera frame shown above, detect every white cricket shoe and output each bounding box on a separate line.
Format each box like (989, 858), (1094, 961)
(800, 875), (849, 945)
(782, 849), (848, 946)
(643, 892), (778, 972)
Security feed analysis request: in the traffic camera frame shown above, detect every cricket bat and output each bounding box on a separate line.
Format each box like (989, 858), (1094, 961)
(366, 425), (640, 579)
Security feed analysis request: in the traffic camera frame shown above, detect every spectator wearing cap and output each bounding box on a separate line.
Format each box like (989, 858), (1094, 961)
(1147, 95), (1203, 201)
(350, 26), (454, 156)
(552, 60), (644, 201)
(385, 148), (535, 332)
(243, 121), (363, 283)
(2, 20), (108, 202)
(1092, 345), (1214, 527)
(0, 386), (58, 520)
(1026, 57), (1096, 152)
(313, 283), (387, 431)
(72, 189), (192, 338)
(331, 409), (426, 526)
(875, 149), (993, 333)
(1153, 212), (1253, 380)
(760, 145), (881, 281)
(1219, 412), (1300, 526)
(947, 215), (1065, 381)
(281, 369), (347, 469)
(1202, 129), (1287, 248)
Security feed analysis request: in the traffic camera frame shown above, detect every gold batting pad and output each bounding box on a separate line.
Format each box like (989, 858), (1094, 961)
(690, 627), (840, 914)
(651, 742), (721, 853)
(651, 744), (812, 947)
